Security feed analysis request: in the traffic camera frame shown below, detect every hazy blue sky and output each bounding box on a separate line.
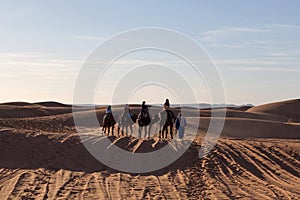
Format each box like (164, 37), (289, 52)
(1, 0), (299, 105)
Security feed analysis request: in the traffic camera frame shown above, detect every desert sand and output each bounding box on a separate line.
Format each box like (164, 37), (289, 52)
(0, 99), (300, 199)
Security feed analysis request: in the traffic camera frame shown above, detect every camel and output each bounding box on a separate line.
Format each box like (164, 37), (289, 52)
(118, 111), (134, 136)
(137, 110), (151, 138)
(159, 109), (175, 139)
(102, 113), (116, 136)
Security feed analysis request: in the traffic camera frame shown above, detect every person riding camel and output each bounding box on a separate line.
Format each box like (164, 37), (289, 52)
(106, 105), (112, 114)
(102, 105), (116, 135)
(123, 104), (131, 117)
(141, 101), (149, 114)
(119, 104), (133, 136)
(105, 105), (114, 121)
(163, 99), (170, 110)
(162, 98), (174, 118)
(122, 104), (133, 124)
(159, 99), (175, 139)
(138, 101), (151, 137)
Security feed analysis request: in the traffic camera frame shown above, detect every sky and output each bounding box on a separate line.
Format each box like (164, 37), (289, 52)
(0, 0), (300, 105)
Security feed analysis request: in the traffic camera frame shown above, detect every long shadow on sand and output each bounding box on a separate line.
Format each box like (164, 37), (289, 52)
(0, 129), (200, 175)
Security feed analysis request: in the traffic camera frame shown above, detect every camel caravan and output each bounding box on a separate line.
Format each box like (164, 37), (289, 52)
(102, 99), (187, 140)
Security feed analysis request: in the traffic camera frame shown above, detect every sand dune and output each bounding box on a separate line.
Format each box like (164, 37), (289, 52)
(247, 99), (300, 122)
(0, 102), (93, 119)
(34, 101), (72, 108)
(199, 117), (300, 138)
(0, 99), (300, 199)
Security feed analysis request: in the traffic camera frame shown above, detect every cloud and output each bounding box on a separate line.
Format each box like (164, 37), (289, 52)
(200, 27), (270, 42)
(215, 58), (300, 68)
(205, 39), (273, 49)
(199, 23), (300, 48)
(0, 59), (81, 68)
(201, 23), (300, 42)
(263, 53), (298, 61)
(230, 66), (300, 72)
(215, 57), (300, 73)
(265, 50), (300, 58)
(0, 52), (44, 58)
(268, 23), (300, 29)
(0, 51), (82, 82)
(206, 44), (245, 48)
(0, 60), (69, 67)
(215, 59), (279, 66)
(0, 52), (81, 66)
(73, 35), (106, 41)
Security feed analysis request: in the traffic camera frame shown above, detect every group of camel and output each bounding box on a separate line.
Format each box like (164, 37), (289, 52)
(102, 106), (176, 139)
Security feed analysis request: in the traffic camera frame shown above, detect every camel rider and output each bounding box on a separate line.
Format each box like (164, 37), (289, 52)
(104, 105), (115, 123)
(141, 101), (148, 114)
(163, 99), (170, 110)
(123, 104), (131, 118)
(163, 99), (175, 120)
(106, 105), (112, 114)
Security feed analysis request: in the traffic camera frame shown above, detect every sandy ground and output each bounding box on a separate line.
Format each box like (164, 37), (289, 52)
(0, 99), (300, 199)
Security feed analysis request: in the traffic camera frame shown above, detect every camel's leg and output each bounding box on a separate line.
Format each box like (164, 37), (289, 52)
(145, 126), (148, 138)
(166, 126), (169, 139)
(124, 125), (128, 136)
(148, 124), (151, 138)
(159, 125), (162, 138)
(120, 124), (123, 136)
(118, 126), (121, 136)
(121, 124), (124, 136)
(122, 124), (125, 136)
(107, 126), (110, 136)
(143, 126), (148, 138)
(143, 128), (147, 138)
(138, 126), (142, 138)
(130, 125), (133, 136)
(170, 125), (173, 139)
